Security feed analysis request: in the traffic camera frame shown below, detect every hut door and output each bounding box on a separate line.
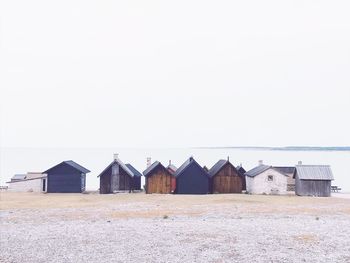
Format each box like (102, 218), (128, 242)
(42, 179), (46, 192)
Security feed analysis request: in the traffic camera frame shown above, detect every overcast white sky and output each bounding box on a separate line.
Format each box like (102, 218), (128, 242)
(1, 0), (349, 148)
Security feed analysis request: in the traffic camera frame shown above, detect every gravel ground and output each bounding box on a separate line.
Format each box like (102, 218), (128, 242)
(1, 193), (350, 263)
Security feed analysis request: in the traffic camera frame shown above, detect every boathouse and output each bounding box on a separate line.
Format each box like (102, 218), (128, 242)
(143, 161), (174, 194)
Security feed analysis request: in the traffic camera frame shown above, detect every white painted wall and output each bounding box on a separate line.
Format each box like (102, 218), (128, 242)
(8, 178), (46, 192)
(246, 168), (288, 195)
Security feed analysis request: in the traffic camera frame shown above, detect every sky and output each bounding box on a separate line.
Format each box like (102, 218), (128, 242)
(1, 0), (350, 148)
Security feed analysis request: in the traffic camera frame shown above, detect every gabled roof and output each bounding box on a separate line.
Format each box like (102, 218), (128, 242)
(44, 160), (90, 174)
(143, 161), (170, 177)
(126, 164), (142, 177)
(236, 165), (246, 176)
(167, 164), (177, 174)
(97, 158), (134, 178)
(273, 166), (295, 175)
(174, 157), (209, 178)
(208, 159), (234, 177)
(11, 174), (27, 181)
(294, 165), (334, 180)
(245, 165), (273, 177)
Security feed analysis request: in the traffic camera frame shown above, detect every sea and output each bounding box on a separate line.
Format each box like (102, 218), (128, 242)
(1, 147), (349, 192)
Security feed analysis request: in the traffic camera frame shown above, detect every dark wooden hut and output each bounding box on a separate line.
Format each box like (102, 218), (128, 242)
(98, 156), (136, 194)
(126, 164), (142, 191)
(44, 160), (90, 193)
(174, 157), (210, 194)
(236, 165), (247, 191)
(294, 165), (334, 197)
(209, 158), (242, 193)
(143, 161), (174, 194)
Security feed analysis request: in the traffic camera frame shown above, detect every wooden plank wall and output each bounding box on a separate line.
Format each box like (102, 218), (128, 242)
(212, 164), (243, 193)
(146, 167), (172, 194)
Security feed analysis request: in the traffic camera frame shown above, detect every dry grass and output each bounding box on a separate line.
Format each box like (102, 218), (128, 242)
(1, 192), (350, 219)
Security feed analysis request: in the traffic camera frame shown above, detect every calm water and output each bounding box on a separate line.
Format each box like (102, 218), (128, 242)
(1, 147), (349, 192)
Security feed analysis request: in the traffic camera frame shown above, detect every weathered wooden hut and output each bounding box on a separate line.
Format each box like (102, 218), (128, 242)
(126, 164), (142, 191)
(98, 156), (135, 194)
(274, 166), (296, 191)
(143, 161), (175, 194)
(245, 162), (288, 195)
(208, 159), (243, 193)
(174, 157), (210, 194)
(44, 160), (90, 193)
(293, 165), (333, 197)
(236, 164), (247, 191)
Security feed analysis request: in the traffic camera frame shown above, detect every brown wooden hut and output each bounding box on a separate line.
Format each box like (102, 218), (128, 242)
(144, 161), (174, 194)
(209, 158), (243, 193)
(98, 156), (135, 194)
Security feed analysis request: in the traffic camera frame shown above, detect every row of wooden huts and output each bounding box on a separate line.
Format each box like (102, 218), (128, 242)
(7, 155), (334, 197)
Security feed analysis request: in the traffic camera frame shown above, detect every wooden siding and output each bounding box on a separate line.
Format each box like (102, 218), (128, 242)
(176, 162), (209, 194)
(99, 164), (133, 194)
(47, 163), (84, 193)
(212, 163), (242, 193)
(146, 166), (173, 194)
(295, 174), (331, 197)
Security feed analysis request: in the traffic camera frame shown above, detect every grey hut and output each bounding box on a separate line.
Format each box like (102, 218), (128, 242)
(98, 155), (135, 194)
(294, 165), (334, 197)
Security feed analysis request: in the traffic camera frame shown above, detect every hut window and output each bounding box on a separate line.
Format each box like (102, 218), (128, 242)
(268, 175), (274, 181)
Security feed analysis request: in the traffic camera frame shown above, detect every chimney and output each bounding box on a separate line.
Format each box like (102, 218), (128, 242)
(258, 160), (263, 166)
(146, 157), (152, 167)
(227, 156), (230, 161)
(169, 160), (172, 165)
(298, 161), (302, 165)
(113, 153), (119, 160)
(189, 156), (193, 161)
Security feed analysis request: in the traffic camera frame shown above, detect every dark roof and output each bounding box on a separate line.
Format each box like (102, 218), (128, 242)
(44, 160), (90, 174)
(143, 161), (169, 177)
(126, 164), (142, 177)
(273, 166), (295, 175)
(245, 165), (272, 177)
(236, 165), (246, 175)
(174, 157), (209, 178)
(208, 160), (228, 177)
(294, 165), (334, 180)
(97, 158), (134, 178)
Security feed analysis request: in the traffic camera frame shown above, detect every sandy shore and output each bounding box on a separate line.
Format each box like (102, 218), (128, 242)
(1, 192), (350, 263)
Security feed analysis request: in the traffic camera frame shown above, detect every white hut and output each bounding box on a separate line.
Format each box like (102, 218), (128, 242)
(7, 172), (47, 192)
(245, 162), (288, 195)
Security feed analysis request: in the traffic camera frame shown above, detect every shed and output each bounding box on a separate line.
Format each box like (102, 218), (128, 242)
(143, 161), (175, 194)
(293, 165), (333, 197)
(236, 165), (247, 191)
(245, 164), (288, 195)
(44, 161), (90, 193)
(274, 166), (296, 191)
(209, 159), (243, 193)
(166, 161), (177, 192)
(126, 164), (142, 191)
(174, 157), (210, 194)
(98, 157), (135, 194)
(7, 172), (47, 192)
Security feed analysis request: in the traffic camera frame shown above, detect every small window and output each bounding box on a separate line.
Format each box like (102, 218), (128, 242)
(268, 175), (273, 181)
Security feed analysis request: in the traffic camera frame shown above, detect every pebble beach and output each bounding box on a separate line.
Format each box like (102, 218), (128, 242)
(1, 192), (350, 263)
